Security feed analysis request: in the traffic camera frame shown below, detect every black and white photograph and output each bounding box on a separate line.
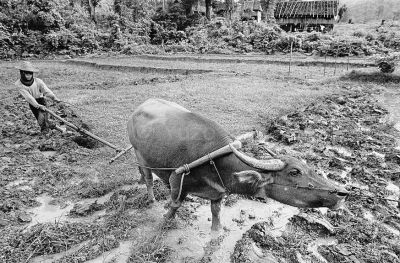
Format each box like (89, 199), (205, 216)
(1, 0), (400, 262)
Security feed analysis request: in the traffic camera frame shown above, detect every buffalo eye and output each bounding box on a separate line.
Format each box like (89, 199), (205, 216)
(289, 168), (302, 177)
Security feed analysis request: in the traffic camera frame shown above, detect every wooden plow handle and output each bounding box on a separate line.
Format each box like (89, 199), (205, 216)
(45, 108), (122, 151)
(109, 145), (133, 164)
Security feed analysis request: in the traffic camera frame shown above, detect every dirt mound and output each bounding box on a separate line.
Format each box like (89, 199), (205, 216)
(340, 70), (400, 84)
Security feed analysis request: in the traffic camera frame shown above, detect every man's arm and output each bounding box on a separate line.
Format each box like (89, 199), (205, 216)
(37, 78), (60, 101)
(18, 88), (42, 109)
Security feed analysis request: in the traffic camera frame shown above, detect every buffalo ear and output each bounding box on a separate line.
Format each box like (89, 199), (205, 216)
(234, 170), (273, 187)
(260, 175), (274, 186)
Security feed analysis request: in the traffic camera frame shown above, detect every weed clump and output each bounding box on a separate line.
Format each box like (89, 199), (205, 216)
(0, 222), (102, 263)
(128, 231), (172, 263)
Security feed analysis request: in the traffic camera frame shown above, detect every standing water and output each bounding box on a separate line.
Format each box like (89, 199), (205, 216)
(165, 199), (299, 263)
(27, 194), (74, 228)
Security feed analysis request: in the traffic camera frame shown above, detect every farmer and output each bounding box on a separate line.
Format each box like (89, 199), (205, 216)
(15, 61), (62, 133)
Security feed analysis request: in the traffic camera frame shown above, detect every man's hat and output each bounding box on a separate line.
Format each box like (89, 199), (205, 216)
(15, 61), (39, 73)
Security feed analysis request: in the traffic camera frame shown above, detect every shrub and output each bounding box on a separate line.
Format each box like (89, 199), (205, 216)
(68, 24), (100, 53)
(376, 23), (400, 50)
(43, 28), (77, 51)
(375, 52), (400, 73)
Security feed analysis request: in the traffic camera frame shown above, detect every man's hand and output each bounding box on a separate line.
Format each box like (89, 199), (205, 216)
(54, 98), (65, 107)
(37, 105), (47, 111)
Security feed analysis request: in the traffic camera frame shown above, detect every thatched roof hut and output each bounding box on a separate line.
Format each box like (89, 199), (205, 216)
(275, 0), (339, 32)
(275, 0), (338, 19)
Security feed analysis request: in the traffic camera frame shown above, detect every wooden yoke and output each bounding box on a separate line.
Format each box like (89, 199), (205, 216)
(174, 140), (242, 175)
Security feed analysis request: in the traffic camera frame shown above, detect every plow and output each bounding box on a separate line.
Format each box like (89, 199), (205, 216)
(45, 108), (130, 163)
(45, 106), (400, 207)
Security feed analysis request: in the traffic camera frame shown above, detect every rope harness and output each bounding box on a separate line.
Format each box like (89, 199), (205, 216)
(208, 153), (227, 191)
(173, 154), (227, 203)
(137, 159), (399, 205)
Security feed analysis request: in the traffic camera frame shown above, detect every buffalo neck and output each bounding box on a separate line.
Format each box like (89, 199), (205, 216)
(216, 153), (272, 196)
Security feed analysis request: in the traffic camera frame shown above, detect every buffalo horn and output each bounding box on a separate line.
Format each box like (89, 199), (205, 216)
(229, 143), (286, 171)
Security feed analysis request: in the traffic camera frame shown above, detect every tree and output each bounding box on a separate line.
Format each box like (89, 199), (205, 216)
(205, 0), (211, 20)
(182, 0), (197, 15)
(225, 0), (234, 20)
(261, 0), (278, 22)
(338, 4), (347, 22)
(86, 0), (100, 23)
(69, 0), (83, 7)
(114, 0), (122, 16)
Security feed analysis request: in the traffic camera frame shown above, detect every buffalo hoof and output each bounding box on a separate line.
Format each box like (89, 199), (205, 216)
(164, 199), (181, 209)
(163, 211), (175, 220)
(160, 217), (177, 230)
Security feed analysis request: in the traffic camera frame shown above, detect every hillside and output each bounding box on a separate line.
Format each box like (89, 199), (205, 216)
(340, 0), (400, 23)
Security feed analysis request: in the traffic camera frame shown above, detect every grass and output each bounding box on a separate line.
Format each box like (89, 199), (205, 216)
(0, 58), (371, 144)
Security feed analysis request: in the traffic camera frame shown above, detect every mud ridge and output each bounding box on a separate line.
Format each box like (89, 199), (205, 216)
(63, 59), (214, 75)
(136, 54), (374, 68)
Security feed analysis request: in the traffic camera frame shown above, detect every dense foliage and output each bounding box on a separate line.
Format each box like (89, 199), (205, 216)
(1, 0), (400, 59)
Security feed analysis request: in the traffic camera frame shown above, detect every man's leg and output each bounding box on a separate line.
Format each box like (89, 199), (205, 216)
(28, 101), (47, 132)
(36, 98), (58, 132)
(36, 98), (50, 132)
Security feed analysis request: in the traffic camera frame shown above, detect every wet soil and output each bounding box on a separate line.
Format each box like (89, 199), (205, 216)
(1, 56), (399, 263)
(231, 83), (400, 263)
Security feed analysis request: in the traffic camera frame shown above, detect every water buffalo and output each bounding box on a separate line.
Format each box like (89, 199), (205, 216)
(128, 99), (348, 230)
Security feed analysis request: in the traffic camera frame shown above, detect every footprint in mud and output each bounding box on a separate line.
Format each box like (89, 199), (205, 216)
(231, 212), (340, 263)
(163, 198), (299, 263)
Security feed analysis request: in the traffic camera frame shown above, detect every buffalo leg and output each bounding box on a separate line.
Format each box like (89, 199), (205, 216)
(139, 167), (155, 203)
(138, 167), (146, 184)
(163, 193), (186, 220)
(166, 171), (184, 212)
(211, 198), (223, 231)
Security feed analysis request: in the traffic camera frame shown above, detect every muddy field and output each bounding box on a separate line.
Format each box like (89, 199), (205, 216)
(1, 55), (399, 263)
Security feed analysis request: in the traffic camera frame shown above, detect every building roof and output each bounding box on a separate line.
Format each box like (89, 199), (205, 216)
(275, 0), (339, 19)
